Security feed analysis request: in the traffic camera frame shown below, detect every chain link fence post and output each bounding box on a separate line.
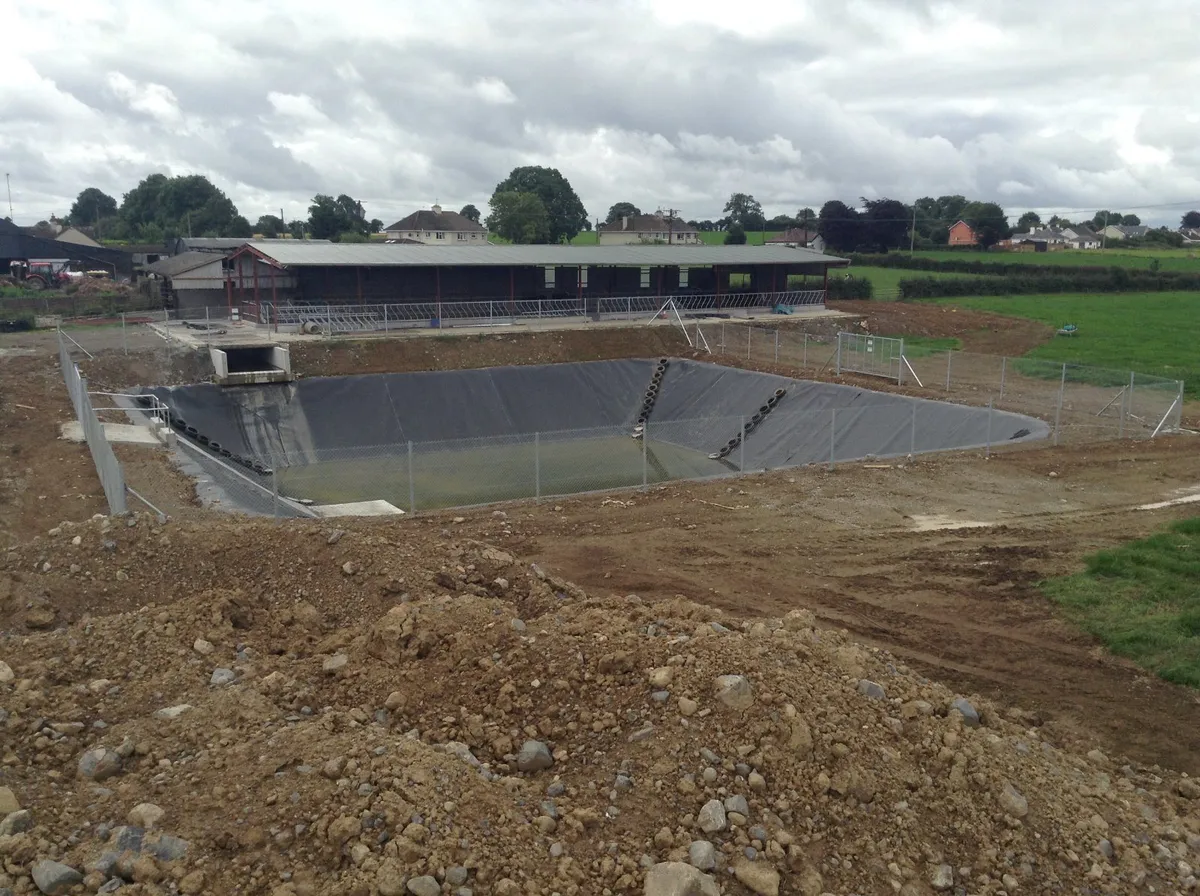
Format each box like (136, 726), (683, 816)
(1053, 362), (1066, 445)
(828, 408), (836, 470)
(1118, 384), (1127, 439)
(774, 329), (779, 364)
(945, 350), (952, 391)
(739, 416), (745, 473)
(121, 312), (127, 355)
(746, 326), (751, 361)
(835, 333), (842, 376)
(803, 332), (808, 369)
(642, 424), (648, 490)
(407, 440), (416, 513)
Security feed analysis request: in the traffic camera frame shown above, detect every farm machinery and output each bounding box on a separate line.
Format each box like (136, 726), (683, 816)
(8, 259), (80, 291)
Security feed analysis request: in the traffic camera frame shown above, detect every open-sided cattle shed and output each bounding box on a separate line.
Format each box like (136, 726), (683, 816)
(225, 243), (848, 323)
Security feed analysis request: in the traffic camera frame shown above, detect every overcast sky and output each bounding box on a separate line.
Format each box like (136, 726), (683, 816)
(5, 0), (1199, 227)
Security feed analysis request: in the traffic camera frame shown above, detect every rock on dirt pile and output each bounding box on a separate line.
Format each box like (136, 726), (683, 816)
(1, 515), (1199, 895)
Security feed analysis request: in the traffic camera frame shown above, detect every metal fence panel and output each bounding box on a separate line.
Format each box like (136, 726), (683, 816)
(58, 330), (127, 515)
(836, 332), (904, 382)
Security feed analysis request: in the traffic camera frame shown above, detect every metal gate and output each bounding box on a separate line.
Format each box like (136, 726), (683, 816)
(836, 332), (904, 383)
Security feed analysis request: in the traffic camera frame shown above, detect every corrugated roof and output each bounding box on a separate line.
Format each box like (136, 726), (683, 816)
(246, 242), (845, 268)
(145, 251), (222, 278)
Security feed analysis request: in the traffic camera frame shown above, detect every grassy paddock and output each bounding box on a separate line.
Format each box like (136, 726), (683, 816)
(914, 249), (1200, 271)
(935, 293), (1199, 392)
(1043, 517), (1200, 688)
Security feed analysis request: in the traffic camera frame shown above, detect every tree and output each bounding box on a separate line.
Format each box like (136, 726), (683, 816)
(307, 193), (372, 240)
(485, 191), (550, 244)
(287, 220), (307, 239)
(1016, 211), (1042, 232)
(1120, 214), (1141, 226)
(255, 215), (285, 238)
(723, 193), (764, 230)
(605, 202), (641, 224)
(492, 166), (587, 243)
(459, 204), (481, 224)
(724, 223), (747, 245)
(1048, 214), (1074, 230)
(817, 200), (862, 252)
(1182, 210), (1200, 229)
(960, 201), (1010, 249)
(69, 188), (117, 227)
(860, 198), (910, 251)
(767, 214), (795, 230)
(117, 173), (246, 239)
(796, 207), (816, 230)
(1091, 210), (1120, 230)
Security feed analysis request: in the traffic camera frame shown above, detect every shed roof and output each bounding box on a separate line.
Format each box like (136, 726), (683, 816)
(145, 251), (222, 278)
(241, 242), (845, 268)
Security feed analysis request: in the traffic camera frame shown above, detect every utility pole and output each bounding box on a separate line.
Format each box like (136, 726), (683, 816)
(665, 208), (678, 244)
(5, 174), (12, 220)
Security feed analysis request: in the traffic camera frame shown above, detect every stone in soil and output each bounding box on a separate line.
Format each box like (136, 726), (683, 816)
(857, 679), (886, 700)
(516, 740), (553, 772)
(688, 840), (718, 871)
(697, 799), (727, 834)
(0, 787), (19, 814)
(1000, 782), (1029, 817)
(733, 859), (781, 896)
(77, 748), (123, 781)
(643, 861), (721, 896)
(31, 860), (83, 896)
(713, 674), (754, 710)
(951, 696), (981, 727)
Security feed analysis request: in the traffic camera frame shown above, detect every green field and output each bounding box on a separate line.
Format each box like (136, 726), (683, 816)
(851, 266), (998, 298)
(914, 249), (1200, 271)
(1043, 517), (1200, 688)
(937, 293), (1200, 390)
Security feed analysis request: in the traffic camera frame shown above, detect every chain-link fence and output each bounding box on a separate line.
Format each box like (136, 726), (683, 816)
(57, 329), (128, 514)
(698, 322), (1185, 445)
(243, 397), (1044, 514)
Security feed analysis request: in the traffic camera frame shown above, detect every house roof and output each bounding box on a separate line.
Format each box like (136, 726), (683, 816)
(384, 209), (487, 233)
(1112, 224), (1150, 237)
(144, 251), (223, 278)
(597, 214), (697, 234)
(949, 219), (975, 230)
(765, 228), (818, 244)
(237, 242), (847, 269)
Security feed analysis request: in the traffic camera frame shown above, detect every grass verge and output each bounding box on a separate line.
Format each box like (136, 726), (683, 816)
(1042, 517), (1200, 688)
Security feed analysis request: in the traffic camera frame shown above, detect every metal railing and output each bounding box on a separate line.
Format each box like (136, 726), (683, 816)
(58, 329), (127, 515)
(257, 290), (826, 334)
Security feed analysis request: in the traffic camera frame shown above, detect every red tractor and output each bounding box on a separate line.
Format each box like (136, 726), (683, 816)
(9, 259), (76, 291)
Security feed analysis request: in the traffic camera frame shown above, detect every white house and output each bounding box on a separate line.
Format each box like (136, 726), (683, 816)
(765, 228), (826, 253)
(597, 214), (700, 245)
(1101, 224), (1150, 241)
(383, 205), (489, 245)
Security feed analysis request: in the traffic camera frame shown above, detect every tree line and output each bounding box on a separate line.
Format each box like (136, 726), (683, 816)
(59, 172), (1200, 249)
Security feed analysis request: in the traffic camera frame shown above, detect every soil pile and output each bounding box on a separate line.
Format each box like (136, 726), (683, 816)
(1, 514), (1198, 895)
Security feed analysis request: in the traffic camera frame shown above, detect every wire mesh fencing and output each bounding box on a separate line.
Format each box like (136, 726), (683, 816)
(57, 330), (127, 514)
(244, 399), (1042, 514)
(694, 322), (1184, 445)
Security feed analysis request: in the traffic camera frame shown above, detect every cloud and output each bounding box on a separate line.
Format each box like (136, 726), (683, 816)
(4, 0), (1200, 227)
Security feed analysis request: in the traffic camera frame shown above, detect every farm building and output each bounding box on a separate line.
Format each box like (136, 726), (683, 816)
(0, 218), (133, 278)
(220, 242), (848, 327)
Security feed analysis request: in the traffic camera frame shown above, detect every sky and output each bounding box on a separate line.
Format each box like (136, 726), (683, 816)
(4, 0), (1199, 228)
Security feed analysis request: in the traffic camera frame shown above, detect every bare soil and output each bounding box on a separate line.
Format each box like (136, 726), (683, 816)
(2, 320), (1199, 895)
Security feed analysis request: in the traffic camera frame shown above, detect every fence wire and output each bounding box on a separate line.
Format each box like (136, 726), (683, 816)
(697, 322), (1184, 445)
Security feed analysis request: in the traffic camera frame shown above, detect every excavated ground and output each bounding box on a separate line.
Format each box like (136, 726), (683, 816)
(1, 313), (1198, 896)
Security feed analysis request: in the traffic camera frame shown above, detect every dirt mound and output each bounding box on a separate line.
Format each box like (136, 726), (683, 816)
(1, 515), (1198, 895)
